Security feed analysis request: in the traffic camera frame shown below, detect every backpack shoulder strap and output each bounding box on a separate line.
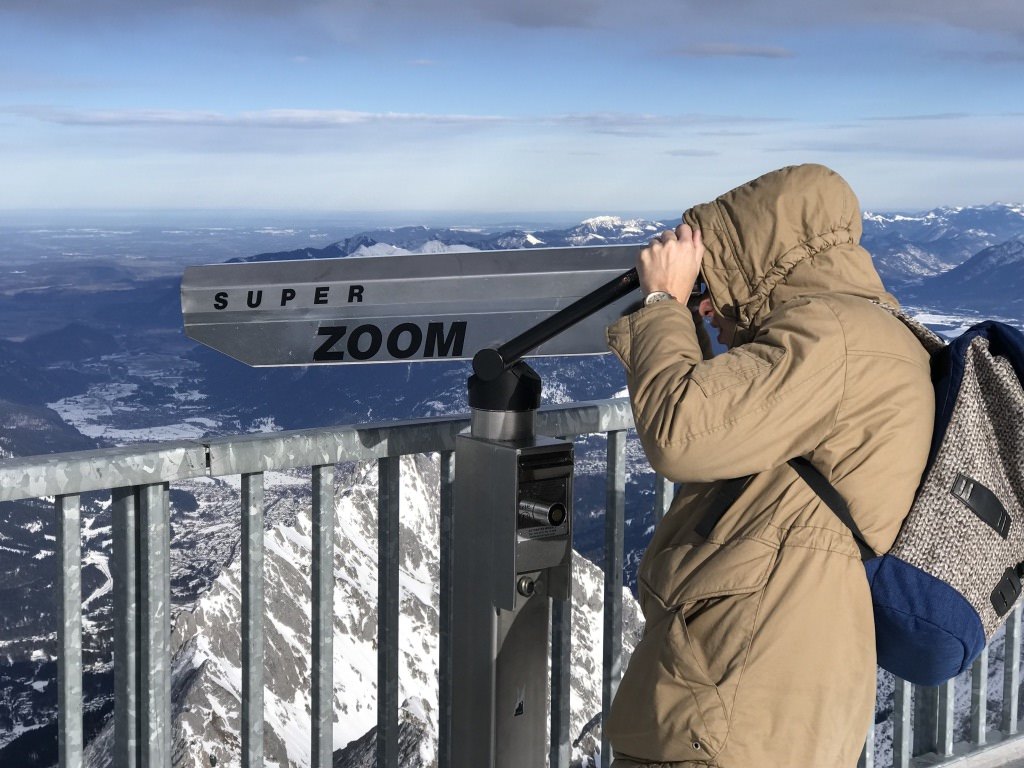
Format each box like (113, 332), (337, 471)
(695, 475), (753, 539)
(788, 457), (876, 562)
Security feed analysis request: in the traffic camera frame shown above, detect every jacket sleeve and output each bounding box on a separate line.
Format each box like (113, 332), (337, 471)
(606, 297), (847, 482)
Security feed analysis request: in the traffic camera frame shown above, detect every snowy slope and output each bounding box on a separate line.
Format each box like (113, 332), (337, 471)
(81, 454), (642, 767)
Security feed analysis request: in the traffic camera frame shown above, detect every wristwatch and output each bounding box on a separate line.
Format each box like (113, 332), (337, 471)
(643, 291), (676, 306)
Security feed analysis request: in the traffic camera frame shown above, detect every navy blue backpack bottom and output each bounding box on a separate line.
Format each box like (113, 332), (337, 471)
(866, 555), (987, 686)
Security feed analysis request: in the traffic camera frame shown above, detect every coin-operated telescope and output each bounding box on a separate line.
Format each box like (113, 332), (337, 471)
(181, 244), (643, 767)
(452, 266), (639, 767)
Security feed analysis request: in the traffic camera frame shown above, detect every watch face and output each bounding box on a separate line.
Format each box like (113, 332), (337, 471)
(644, 291), (674, 306)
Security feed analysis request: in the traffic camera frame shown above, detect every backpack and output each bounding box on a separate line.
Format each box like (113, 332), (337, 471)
(792, 306), (1024, 686)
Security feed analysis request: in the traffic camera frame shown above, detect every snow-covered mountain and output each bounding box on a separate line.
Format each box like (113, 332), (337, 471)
(230, 217), (667, 265)
(79, 454), (643, 768)
(557, 217), (663, 246)
(862, 203), (1024, 287)
(218, 204), (1024, 294)
(906, 239), (1024, 314)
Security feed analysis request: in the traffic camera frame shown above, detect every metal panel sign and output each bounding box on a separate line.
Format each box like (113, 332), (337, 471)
(181, 245), (642, 366)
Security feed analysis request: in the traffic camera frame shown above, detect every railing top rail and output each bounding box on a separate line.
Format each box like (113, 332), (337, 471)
(0, 397), (635, 502)
(0, 441), (209, 504)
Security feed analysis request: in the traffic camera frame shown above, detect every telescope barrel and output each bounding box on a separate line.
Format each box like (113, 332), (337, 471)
(472, 268), (640, 381)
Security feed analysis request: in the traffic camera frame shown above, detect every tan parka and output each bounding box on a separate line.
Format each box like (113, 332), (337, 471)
(605, 164), (934, 767)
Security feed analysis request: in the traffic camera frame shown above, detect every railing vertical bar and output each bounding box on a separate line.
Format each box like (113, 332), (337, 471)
(112, 487), (138, 768)
(856, 720), (874, 768)
(601, 430), (626, 768)
(893, 679), (912, 768)
(550, 437), (571, 768)
(972, 647), (989, 746)
(438, 451), (455, 768)
(241, 473), (265, 768)
(1003, 604), (1022, 735)
(550, 595), (572, 768)
(138, 482), (171, 768)
(937, 678), (955, 756)
(913, 685), (938, 756)
(377, 457), (401, 768)
(57, 494), (83, 768)
(311, 465), (335, 768)
(653, 474), (673, 524)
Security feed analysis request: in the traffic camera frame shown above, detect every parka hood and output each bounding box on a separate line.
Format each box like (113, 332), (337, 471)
(683, 164), (898, 342)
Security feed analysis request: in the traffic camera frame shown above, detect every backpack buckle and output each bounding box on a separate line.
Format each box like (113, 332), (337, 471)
(992, 567), (1023, 617)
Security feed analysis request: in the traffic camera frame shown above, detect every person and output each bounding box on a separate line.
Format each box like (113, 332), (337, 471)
(604, 164), (935, 767)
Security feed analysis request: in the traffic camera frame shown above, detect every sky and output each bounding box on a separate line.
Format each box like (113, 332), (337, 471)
(0, 0), (1022, 215)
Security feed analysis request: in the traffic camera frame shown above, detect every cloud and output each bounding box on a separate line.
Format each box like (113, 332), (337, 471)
(766, 113), (1024, 161)
(665, 149), (719, 157)
(0, 0), (602, 30)
(670, 43), (794, 59)
(659, 0), (1024, 39)
(0, 73), (111, 91)
(8, 105), (777, 135)
(3, 0), (1023, 36)
(864, 113), (970, 122)
(8, 105), (509, 128)
(960, 49), (1024, 63)
(3, 104), (785, 161)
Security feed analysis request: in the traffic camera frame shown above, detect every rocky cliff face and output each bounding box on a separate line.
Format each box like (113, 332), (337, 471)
(82, 453), (642, 767)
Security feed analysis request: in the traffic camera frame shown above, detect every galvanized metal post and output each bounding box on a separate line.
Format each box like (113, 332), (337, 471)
(378, 457), (401, 768)
(937, 678), (955, 756)
(452, 364), (573, 768)
(112, 487), (139, 768)
(550, 596), (572, 768)
(972, 647), (989, 746)
(602, 430), (626, 768)
(1003, 605), (1022, 736)
(908, 679), (952, 759)
(549, 435), (572, 768)
(893, 679), (913, 768)
(138, 483), (171, 768)
(311, 465), (335, 768)
(857, 721), (875, 768)
(653, 474), (673, 524)
(438, 452), (455, 768)
(57, 494), (83, 768)
(451, 434), (501, 768)
(241, 473), (265, 768)
(914, 685), (938, 756)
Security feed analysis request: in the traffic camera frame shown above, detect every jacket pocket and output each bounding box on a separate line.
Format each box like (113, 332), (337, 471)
(612, 538), (777, 762)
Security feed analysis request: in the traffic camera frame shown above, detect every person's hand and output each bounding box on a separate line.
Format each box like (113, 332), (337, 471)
(637, 223), (704, 301)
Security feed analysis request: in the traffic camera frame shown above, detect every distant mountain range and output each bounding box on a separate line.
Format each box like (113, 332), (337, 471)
(862, 203), (1024, 289)
(904, 238), (1024, 314)
(224, 205), (1024, 296)
(228, 216), (668, 264)
(2, 204), (1024, 766)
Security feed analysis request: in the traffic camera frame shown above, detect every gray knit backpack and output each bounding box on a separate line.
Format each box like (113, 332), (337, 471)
(792, 306), (1024, 685)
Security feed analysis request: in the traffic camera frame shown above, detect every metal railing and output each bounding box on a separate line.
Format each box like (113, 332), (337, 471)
(1, 397), (1024, 768)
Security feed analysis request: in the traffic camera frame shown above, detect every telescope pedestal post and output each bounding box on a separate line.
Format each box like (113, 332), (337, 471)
(451, 362), (573, 767)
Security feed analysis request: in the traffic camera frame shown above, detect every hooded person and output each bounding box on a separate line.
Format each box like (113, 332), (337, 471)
(604, 164), (934, 767)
